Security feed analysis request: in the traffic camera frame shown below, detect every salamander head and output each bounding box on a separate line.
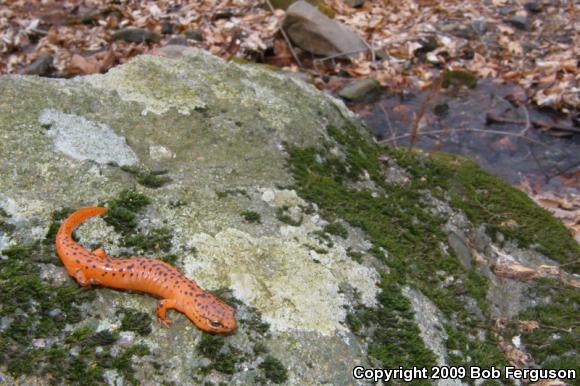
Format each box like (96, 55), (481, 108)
(186, 293), (237, 334)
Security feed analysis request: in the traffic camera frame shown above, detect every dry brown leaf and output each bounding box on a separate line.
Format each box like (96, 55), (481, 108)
(518, 320), (539, 332)
(67, 50), (115, 75)
(491, 262), (536, 281)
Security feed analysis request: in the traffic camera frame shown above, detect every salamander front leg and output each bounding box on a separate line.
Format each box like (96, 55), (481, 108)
(92, 247), (108, 259)
(156, 299), (177, 327)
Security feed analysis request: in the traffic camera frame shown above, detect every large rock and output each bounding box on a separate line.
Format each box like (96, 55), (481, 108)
(0, 47), (577, 385)
(283, 1), (368, 57)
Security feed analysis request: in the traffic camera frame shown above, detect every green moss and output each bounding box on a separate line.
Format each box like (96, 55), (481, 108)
(135, 170), (172, 188)
(239, 308), (271, 335)
(110, 189), (151, 213)
(286, 124), (512, 371)
(323, 222), (348, 238)
(119, 308), (153, 336)
(160, 254), (179, 265)
(275, 206), (302, 226)
(121, 165), (172, 189)
(346, 248), (364, 263)
(509, 278), (579, 374)
(122, 227), (172, 253)
(304, 243), (328, 254)
(104, 190), (175, 257)
(104, 189), (151, 234)
(0, 208), (15, 235)
(0, 239), (150, 384)
(349, 275), (437, 375)
(443, 70), (477, 89)
(388, 148), (579, 272)
(216, 188), (249, 199)
(112, 344), (151, 385)
(241, 210), (261, 223)
(311, 229), (333, 248)
(43, 207), (74, 248)
(197, 333), (239, 375)
(259, 355), (288, 384)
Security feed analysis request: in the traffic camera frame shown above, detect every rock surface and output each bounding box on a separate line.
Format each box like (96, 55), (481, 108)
(0, 47), (577, 385)
(338, 78), (380, 101)
(283, 1), (368, 57)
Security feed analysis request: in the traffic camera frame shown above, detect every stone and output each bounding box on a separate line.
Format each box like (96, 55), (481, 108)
(113, 28), (161, 43)
(337, 78), (380, 101)
(166, 36), (189, 46)
(283, 1), (368, 57)
(184, 30), (204, 41)
(471, 18), (488, 36)
(504, 15), (530, 31)
(343, 0), (364, 7)
(161, 21), (175, 35)
(524, 1), (543, 13)
(24, 54), (54, 76)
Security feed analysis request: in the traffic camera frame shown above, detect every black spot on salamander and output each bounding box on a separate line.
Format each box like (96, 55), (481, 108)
(112, 273), (116, 277)
(75, 260), (80, 264)
(102, 273), (107, 277)
(92, 265), (96, 268)
(127, 264), (134, 270)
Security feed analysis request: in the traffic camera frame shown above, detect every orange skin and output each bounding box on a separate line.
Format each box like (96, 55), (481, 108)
(55, 207), (237, 334)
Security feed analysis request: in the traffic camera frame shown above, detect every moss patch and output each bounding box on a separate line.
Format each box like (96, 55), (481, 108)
(122, 226), (173, 253)
(118, 308), (153, 336)
(103, 189), (151, 234)
(387, 148), (580, 273)
(103, 189), (175, 257)
(275, 206), (302, 226)
(323, 222), (348, 238)
(504, 278), (579, 375)
(286, 124), (517, 374)
(0, 242), (149, 385)
(347, 276), (437, 377)
(240, 210), (261, 224)
(259, 355), (288, 384)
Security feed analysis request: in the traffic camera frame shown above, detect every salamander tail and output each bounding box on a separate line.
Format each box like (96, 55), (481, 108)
(56, 207), (108, 239)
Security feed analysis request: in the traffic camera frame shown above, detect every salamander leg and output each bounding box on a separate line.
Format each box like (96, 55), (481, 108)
(156, 299), (177, 327)
(92, 247), (107, 259)
(73, 269), (90, 287)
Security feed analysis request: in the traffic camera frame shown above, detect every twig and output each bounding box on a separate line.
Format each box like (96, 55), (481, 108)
(265, 0), (303, 69)
(486, 114), (580, 135)
(378, 102), (396, 143)
(378, 127), (554, 149)
(519, 104), (530, 135)
(313, 47), (371, 62)
(547, 160), (580, 179)
(409, 73), (444, 148)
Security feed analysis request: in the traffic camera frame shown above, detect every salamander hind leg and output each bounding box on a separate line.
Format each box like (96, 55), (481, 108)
(73, 269), (90, 287)
(156, 299), (177, 327)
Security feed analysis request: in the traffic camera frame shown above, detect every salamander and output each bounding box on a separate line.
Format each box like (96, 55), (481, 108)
(55, 207), (237, 334)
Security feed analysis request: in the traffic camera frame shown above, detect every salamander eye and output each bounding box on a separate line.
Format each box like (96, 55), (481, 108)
(210, 320), (222, 328)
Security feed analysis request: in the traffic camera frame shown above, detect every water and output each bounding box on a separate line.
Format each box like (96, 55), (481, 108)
(350, 79), (579, 198)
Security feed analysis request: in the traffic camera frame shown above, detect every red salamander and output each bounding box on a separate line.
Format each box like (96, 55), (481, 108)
(55, 207), (237, 334)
